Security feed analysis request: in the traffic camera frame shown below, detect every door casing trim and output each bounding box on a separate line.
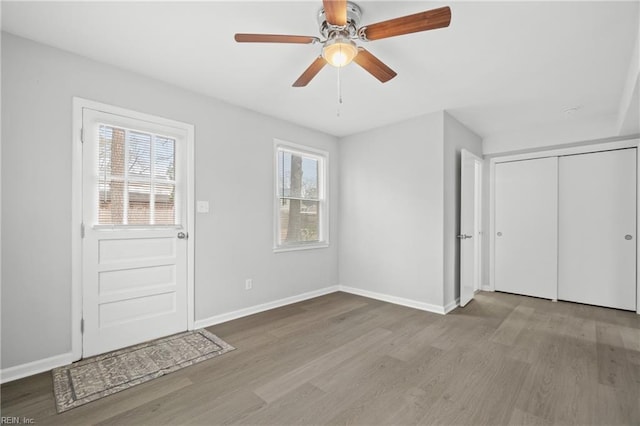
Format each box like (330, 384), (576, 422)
(71, 97), (196, 361)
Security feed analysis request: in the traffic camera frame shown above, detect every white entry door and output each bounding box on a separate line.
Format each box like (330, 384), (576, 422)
(558, 149), (637, 311)
(494, 157), (558, 300)
(82, 106), (192, 357)
(459, 150), (483, 307)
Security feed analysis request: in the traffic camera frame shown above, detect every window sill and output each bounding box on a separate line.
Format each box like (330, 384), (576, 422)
(273, 242), (329, 253)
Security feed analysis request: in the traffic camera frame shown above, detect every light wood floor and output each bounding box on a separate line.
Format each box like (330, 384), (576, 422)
(2, 291), (639, 425)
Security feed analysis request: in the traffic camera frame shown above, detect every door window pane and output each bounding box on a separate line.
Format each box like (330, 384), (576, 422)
(97, 125), (176, 225)
(155, 182), (176, 225)
(127, 181), (151, 224)
(154, 136), (175, 180)
(128, 131), (152, 179)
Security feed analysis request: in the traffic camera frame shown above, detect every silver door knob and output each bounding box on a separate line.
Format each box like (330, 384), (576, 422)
(625, 234), (633, 240)
(177, 232), (188, 239)
(497, 232), (502, 237)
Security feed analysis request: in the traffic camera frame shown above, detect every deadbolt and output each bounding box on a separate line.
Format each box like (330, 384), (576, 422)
(497, 232), (502, 237)
(177, 232), (188, 239)
(625, 234), (633, 240)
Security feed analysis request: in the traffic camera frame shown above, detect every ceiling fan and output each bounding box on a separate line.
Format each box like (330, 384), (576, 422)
(234, 1), (451, 87)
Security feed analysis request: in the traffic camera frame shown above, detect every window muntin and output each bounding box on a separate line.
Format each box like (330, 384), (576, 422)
(98, 124), (176, 225)
(275, 143), (327, 249)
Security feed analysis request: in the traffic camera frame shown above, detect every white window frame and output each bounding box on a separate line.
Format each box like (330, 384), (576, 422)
(273, 139), (329, 252)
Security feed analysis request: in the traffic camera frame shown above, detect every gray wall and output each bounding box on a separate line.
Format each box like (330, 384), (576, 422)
(443, 112), (484, 307)
(338, 113), (445, 307)
(1, 33), (339, 369)
(338, 112), (484, 310)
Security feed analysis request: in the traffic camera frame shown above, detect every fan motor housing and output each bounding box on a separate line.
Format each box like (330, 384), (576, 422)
(317, 1), (362, 38)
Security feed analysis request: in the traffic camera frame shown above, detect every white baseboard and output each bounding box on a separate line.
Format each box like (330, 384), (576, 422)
(444, 298), (460, 313)
(1, 352), (76, 384)
(481, 284), (494, 292)
(339, 285), (448, 315)
(195, 285), (452, 330)
(194, 285), (340, 329)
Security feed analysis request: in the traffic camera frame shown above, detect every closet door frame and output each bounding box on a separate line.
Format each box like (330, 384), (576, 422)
(488, 138), (640, 315)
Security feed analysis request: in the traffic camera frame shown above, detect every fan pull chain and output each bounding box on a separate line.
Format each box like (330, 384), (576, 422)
(337, 66), (343, 117)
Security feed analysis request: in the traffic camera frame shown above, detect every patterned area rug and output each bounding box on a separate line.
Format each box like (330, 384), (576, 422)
(52, 329), (234, 413)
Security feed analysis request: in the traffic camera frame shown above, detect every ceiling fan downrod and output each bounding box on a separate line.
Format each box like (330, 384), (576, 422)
(317, 1), (362, 40)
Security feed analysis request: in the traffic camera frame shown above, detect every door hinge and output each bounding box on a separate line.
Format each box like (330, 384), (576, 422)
(81, 223), (85, 238)
(80, 128), (84, 143)
(81, 318), (84, 333)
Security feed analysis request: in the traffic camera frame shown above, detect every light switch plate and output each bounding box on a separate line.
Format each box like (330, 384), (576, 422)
(196, 200), (209, 213)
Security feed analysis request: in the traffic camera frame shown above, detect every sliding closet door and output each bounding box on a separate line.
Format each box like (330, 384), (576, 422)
(495, 157), (558, 299)
(558, 149), (637, 311)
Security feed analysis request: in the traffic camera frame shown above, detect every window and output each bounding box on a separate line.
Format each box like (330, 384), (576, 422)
(275, 141), (328, 251)
(97, 124), (177, 225)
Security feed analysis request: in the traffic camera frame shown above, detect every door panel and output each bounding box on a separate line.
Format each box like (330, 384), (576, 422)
(99, 237), (176, 262)
(99, 265), (175, 294)
(558, 149), (636, 311)
(99, 292), (177, 328)
(82, 108), (189, 357)
(460, 150), (483, 307)
(495, 157), (558, 299)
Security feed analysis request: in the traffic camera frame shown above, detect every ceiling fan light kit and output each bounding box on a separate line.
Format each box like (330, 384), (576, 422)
(318, 2), (361, 67)
(322, 36), (358, 67)
(235, 1), (451, 87)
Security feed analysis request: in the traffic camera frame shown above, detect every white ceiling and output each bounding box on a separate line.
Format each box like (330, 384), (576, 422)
(2, 1), (639, 140)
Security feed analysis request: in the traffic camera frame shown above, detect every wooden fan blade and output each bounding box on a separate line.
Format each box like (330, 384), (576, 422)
(234, 33), (319, 44)
(353, 48), (397, 83)
(293, 56), (327, 87)
(360, 6), (451, 41)
(323, 0), (347, 26)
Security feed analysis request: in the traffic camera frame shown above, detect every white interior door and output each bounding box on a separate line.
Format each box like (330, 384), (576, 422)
(82, 107), (190, 357)
(558, 149), (637, 311)
(495, 157), (558, 300)
(459, 150), (483, 307)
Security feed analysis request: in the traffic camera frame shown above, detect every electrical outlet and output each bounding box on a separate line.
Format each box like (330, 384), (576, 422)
(245, 279), (253, 290)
